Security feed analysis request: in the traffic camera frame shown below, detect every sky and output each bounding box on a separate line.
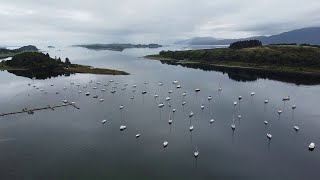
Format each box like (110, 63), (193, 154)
(1, 0), (320, 46)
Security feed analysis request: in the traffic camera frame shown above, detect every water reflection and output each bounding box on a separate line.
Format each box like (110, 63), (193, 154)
(6, 69), (71, 79)
(0, 46), (320, 180)
(160, 60), (320, 85)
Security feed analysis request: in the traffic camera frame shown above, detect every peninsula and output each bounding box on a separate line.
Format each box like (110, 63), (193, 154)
(0, 52), (129, 79)
(145, 40), (320, 75)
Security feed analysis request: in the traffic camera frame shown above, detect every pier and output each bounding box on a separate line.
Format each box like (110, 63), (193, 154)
(0, 102), (80, 117)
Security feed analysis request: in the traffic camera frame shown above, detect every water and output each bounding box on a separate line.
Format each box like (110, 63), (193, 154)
(0, 45), (320, 180)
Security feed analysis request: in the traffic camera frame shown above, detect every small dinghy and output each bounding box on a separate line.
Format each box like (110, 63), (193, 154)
(282, 96), (290, 101)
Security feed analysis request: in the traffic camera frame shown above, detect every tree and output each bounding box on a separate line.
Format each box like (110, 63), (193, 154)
(229, 40), (262, 49)
(65, 58), (71, 66)
(57, 57), (62, 64)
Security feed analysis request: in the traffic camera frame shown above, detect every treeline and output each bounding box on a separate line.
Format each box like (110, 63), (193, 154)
(158, 45), (320, 69)
(270, 43), (320, 48)
(2, 52), (72, 69)
(299, 44), (320, 48)
(229, 40), (262, 49)
(269, 43), (298, 46)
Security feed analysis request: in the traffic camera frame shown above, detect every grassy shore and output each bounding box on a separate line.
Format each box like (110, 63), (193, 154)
(67, 64), (129, 75)
(0, 64), (26, 71)
(144, 45), (320, 75)
(144, 54), (176, 61)
(0, 63), (129, 75)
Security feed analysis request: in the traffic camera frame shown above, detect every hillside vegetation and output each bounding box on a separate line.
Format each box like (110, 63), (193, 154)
(148, 45), (320, 73)
(0, 52), (129, 79)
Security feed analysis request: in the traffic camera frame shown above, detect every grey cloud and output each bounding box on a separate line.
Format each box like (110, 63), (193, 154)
(0, 0), (319, 46)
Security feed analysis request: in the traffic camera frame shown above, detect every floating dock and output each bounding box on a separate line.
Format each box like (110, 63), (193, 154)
(0, 102), (80, 117)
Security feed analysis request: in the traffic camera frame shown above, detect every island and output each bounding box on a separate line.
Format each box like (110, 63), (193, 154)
(73, 43), (162, 51)
(0, 45), (39, 58)
(0, 52), (129, 79)
(145, 40), (320, 75)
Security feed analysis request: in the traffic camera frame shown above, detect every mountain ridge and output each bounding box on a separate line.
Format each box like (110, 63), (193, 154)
(175, 27), (320, 45)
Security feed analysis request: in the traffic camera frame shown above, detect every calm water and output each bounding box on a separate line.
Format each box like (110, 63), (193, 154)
(0, 45), (320, 180)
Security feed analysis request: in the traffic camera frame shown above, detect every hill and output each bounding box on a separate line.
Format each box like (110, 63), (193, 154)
(0, 52), (129, 79)
(16, 45), (38, 52)
(176, 27), (320, 45)
(145, 44), (320, 75)
(0, 45), (39, 58)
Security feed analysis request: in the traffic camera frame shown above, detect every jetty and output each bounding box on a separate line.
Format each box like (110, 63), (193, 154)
(0, 102), (79, 117)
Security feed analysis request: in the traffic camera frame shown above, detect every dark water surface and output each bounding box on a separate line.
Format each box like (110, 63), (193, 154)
(0, 45), (320, 180)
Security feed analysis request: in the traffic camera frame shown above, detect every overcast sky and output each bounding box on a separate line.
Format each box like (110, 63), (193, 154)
(1, 0), (320, 46)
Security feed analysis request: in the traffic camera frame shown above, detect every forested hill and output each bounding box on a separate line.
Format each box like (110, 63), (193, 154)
(4, 52), (67, 68)
(146, 44), (320, 73)
(0, 52), (129, 79)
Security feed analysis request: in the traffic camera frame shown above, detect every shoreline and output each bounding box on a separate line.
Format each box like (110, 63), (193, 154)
(67, 64), (129, 75)
(0, 64), (129, 76)
(144, 55), (320, 77)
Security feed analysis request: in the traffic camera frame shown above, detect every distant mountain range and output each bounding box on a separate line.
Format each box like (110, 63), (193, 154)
(73, 43), (162, 51)
(0, 45), (38, 52)
(0, 45), (39, 58)
(175, 27), (320, 45)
